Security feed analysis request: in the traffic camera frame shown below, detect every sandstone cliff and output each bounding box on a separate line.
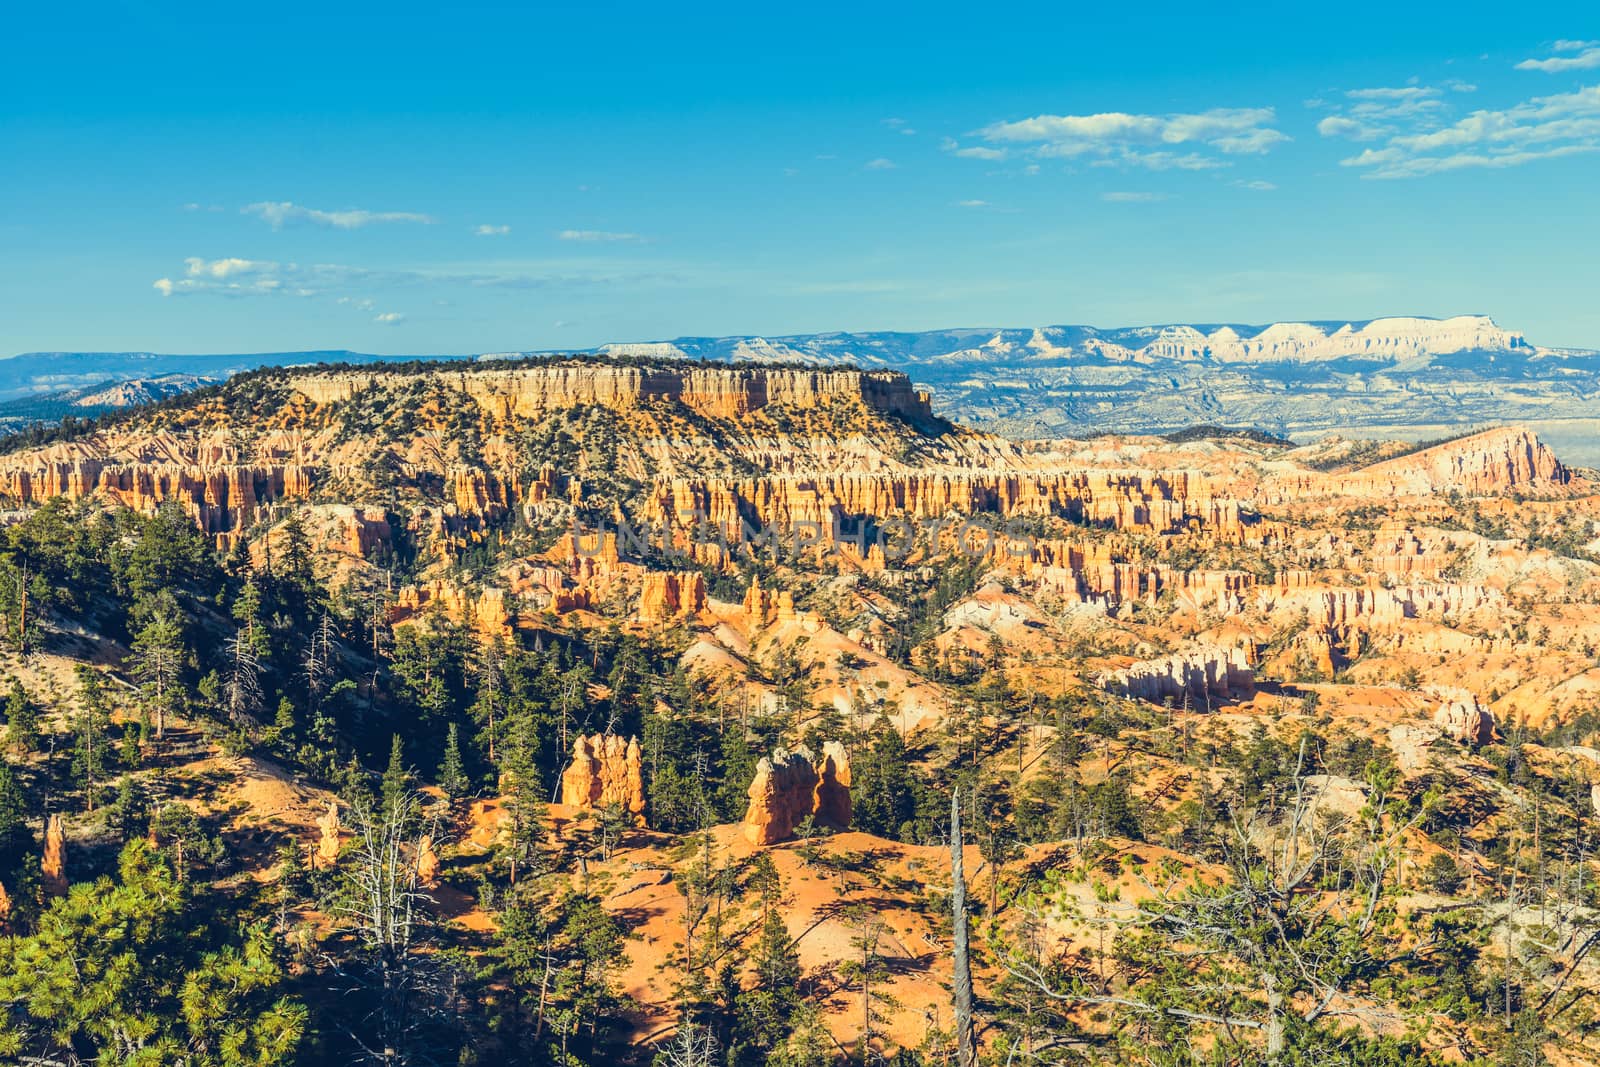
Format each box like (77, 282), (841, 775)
(285, 363), (936, 424)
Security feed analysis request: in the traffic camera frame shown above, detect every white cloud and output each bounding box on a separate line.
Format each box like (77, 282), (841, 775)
(151, 254), (681, 303)
(557, 229), (646, 242)
(972, 105), (1285, 170)
(374, 312), (405, 325)
(1554, 39), (1598, 52)
(184, 256), (276, 279)
(1516, 46), (1600, 72)
(1088, 150), (1227, 170)
(864, 157), (898, 170)
(1232, 179), (1277, 191)
(243, 201), (436, 229)
(1101, 191), (1169, 202)
(1316, 81), (1600, 177)
(474, 224), (511, 236)
(154, 258), (290, 297)
(956, 199), (989, 207)
(1317, 115), (1390, 140)
(1338, 85), (1600, 177)
(941, 138), (1009, 160)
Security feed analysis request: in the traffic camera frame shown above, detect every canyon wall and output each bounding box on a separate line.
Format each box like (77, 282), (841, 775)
(286, 364), (936, 423)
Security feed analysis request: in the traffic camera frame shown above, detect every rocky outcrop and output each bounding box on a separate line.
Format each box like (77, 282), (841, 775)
(643, 469), (1257, 557)
(560, 734), (646, 824)
(42, 814), (66, 896)
(1389, 723), (1443, 774)
(639, 571), (707, 622)
(1349, 428), (1567, 496)
(288, 364), (936, 423)
(416, 835), (440, 888)
(1099, 646), (1254, 705)
(1433, 696), (1495, 746)
(0, 453), (313, 539)
(742, 742), (852, 846)
(392, 582), (512, 636)
(1256, 582), (1503, 630)
(1266, 429), (1570, 500)
(315, 801), (342, 868)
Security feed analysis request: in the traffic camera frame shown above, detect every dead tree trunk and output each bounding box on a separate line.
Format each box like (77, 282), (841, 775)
(952, 790), (976, 1067)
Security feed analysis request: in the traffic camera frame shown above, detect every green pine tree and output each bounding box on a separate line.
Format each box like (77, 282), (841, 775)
(71, 667), (112, 813)
(381, 733), (410, 819)
(439, 721), (470, 801)
(3, 679), (40, 755)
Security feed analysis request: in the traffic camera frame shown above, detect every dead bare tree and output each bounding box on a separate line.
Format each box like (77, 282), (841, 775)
(1000, 739), (1439, 1063)
(329, 791), (448, 1065)
(655, 1020), (718, 1067)
(952, 789), (977, 1067)
(222, 630), (264, 725)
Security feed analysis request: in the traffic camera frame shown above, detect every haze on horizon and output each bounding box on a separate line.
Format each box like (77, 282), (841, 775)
(4, 0), (1599, 355)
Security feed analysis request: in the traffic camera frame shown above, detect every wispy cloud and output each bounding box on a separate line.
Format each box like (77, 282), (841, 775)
(557, 229), (646, 242)
(373, 312), (405, 325)
(864, 157), (898, 170)
(474, 224), (511, 236)
(243, 201), (436, 229)
(1232, 179), (1277, 191)
(1326, 84), (1600, 178)
(956, 199), (990, 208)
(970, 106), (1288, 170)
(154, 256), (285, 296)
(941, 138), (1008, 160)
(185, 256), (277, 279)
(882, 117), (917, 135)
(1101, 191), (1169, 202)
(150, 255), (677, 302)
(1516, 44), (1600, 72)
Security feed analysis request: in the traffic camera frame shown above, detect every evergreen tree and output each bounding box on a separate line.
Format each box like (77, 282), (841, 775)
(439, 721), (470, 801)
(129, 607), (186, 740)
(381, 733), (411, 820)
(851, 716), (918, 840)
(3, 678), (40, 755)
(70, 667), (112, 812)
(0, 841), (305, 1064)
(0, 757), (37, 912)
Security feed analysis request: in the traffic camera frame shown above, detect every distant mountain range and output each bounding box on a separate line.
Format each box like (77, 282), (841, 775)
(7, 315), (1600, 461)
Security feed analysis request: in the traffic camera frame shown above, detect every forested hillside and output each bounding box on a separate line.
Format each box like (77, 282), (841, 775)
(0, 359), (1597, 1065)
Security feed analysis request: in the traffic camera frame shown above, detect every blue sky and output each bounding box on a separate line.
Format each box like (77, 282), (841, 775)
(3, 1), (1598, 354)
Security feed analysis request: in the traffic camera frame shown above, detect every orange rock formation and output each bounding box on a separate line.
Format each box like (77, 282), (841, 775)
(560, 734), (646, 824)
(315, 800), (342, 868)
(639, 571), (707, 622)
(416, 834), (440, 888)
(42, 814), (66, 896)
(742, 742), (852, 846)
